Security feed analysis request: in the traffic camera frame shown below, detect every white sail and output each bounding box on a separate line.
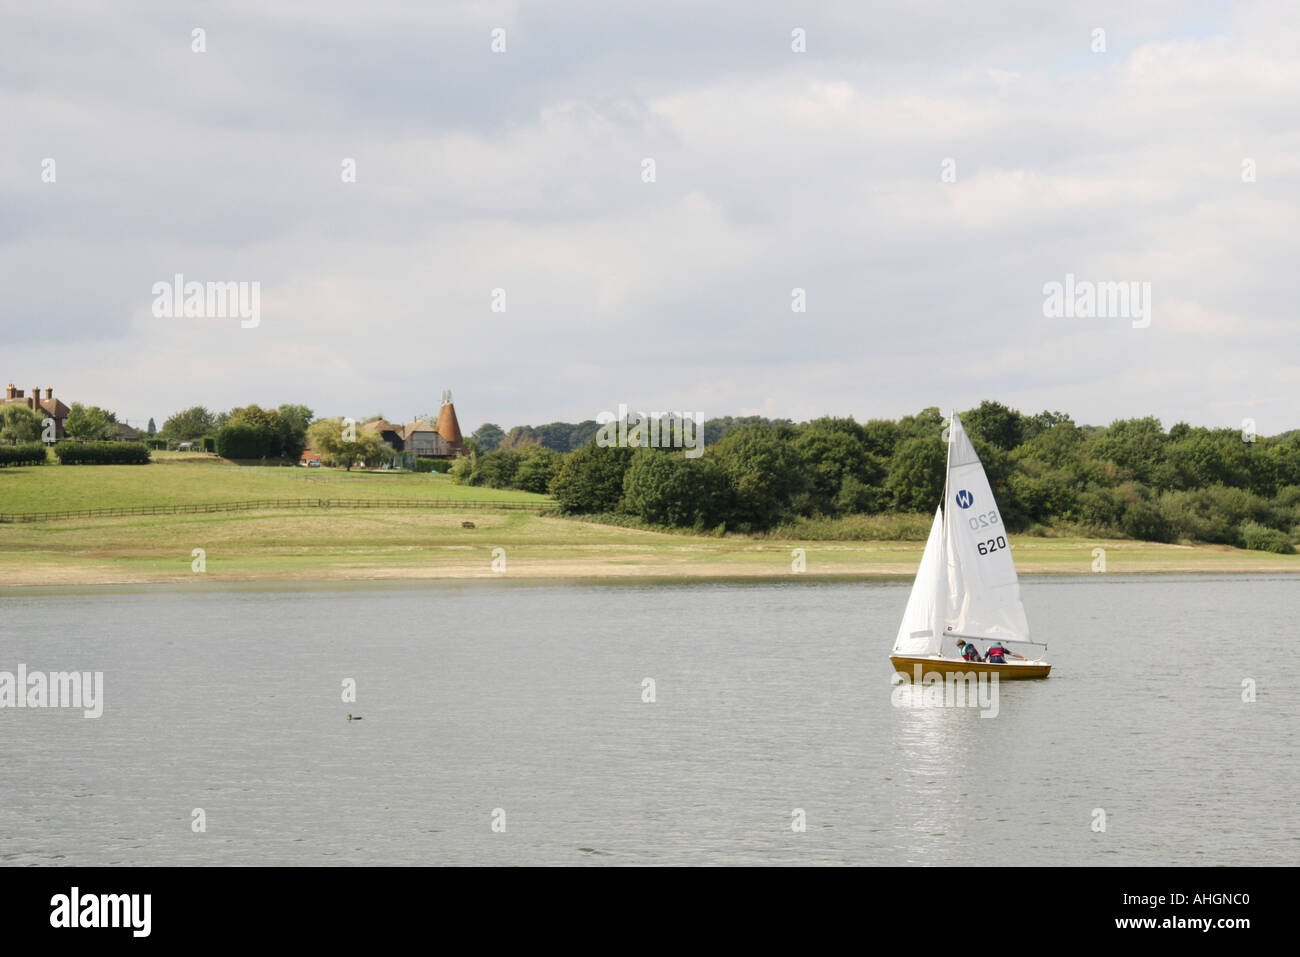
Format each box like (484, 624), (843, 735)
(942, 413), (1030, 643)
(893, 506), (946, 656)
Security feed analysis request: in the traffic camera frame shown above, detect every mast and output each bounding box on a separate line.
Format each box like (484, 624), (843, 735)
(937, 409), (953, 646)
(941, 409), (953, 543)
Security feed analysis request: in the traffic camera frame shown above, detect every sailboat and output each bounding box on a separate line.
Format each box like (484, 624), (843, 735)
(890, 411), (1051, 680)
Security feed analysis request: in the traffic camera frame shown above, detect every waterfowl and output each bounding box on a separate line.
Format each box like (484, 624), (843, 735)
(347, 713), (363, 721)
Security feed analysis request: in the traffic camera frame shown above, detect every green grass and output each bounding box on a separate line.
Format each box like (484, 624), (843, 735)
(0, 461), (550, 514)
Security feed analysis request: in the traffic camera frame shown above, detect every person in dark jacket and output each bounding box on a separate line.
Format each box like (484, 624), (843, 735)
(956, 639), (982, 662)
(984, 642), (1025, 663)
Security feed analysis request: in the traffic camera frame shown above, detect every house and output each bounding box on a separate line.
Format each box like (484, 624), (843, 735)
(3, 384), (70, 438)
(114, 422), (141, 442)
(361, 419), (406, 450)
(401, 420), (449, 456)
(359, 390), (466, 460)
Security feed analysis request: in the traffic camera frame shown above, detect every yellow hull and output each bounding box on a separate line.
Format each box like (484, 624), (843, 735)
(890, 655), (1051, 680)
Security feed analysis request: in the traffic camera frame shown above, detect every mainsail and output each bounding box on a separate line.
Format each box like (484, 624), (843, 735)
(892, 506), (946, 656)
(941, 412), (1030, 643)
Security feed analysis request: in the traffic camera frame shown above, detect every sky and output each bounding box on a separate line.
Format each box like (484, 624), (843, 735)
(3, 0), (1298, 436)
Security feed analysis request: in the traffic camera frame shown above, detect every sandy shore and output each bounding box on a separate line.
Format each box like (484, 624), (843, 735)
(2, 509), (1297, 587)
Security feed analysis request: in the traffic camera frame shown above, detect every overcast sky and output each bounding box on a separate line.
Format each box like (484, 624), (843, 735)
(3, 1), (1297, 436)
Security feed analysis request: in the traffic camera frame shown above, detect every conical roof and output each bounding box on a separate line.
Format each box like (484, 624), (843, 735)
(435, 390), (462, 444)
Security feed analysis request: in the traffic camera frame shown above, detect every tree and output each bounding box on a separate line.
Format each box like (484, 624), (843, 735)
(229, 404), (307, 460)
(146, 417), (157, 435)
(0, 404), (43, 444)
(1092, 417), (1167, 484)
(894, 407), (945, 443)
(794, 420), (880, 514)
(514, 446), (563, 493)
(961, 400), (1026, 452)
(885, 436), (946, 512)
(277, 404), (314, 437)
(621, 448), (731, 527)
(498, 425), (541, 450)
(711, 425), (807, 529)
(63, 403), (115, 441)
(549, 443), (635, 513)
(472, 423), (505, 453)
(307, 418), (392, 470)
(450, 440), (480, 484)
(476, 449), (522, 488)
(160, 406), (215, 443)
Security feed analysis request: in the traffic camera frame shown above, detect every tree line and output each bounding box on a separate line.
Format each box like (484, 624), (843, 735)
(455, 401), (1300, 553)
(151, 404), (315, 460)
(468, 415), (789, 453)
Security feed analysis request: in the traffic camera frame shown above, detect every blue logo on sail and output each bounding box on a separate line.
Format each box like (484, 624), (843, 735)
(955, 489), (974, 509)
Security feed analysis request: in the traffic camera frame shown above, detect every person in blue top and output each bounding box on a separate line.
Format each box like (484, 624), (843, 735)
(984, 642), (1026, 663)
(955, 639), (982, 662)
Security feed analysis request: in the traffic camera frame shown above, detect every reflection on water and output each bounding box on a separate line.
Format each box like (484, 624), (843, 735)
(1, 575), (1297, 865)
(892, 701), (969, 863)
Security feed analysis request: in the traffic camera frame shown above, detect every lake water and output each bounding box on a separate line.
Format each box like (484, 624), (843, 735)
(2, 576), (1297, 866)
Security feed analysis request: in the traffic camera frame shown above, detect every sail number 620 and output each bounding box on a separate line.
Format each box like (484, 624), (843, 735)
(977, 535), (1007, 556)
(967, 510), (1000, 530)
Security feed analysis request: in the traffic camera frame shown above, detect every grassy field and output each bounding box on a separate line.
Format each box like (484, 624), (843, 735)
(1, 462), (1297, 585)
(0, 458), (547, 513)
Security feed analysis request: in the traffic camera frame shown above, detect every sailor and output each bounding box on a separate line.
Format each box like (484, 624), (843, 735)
(955, 639), (982, 662)
(984, 642), (1025, 663)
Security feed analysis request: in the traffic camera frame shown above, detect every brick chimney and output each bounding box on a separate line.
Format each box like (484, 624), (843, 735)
(4, 384), (13, 400)
(32, 386), (41, 412)
(45, 387), (53, 401)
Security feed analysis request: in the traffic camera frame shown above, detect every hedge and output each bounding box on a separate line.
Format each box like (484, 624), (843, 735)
(53, 442), (151, 465)
(0, 443), (48, 467)
(415, 457), (454, 473)
(216, 423), (269, 459)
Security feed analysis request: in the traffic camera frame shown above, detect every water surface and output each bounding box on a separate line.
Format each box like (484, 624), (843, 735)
(2, 575), (1296, 865)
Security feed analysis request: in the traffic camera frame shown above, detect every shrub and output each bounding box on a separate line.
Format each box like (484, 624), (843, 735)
(1120, 500), (1174, 543)
(1239, 521), (1295, 554)
(53, 442), (150, 465)
(414, 457), (453, 474)
(1156, 486), (1278, 546)
(766, 511), (933, 541)
(0, 443), (48, 467)
(216, 422), (270, 459)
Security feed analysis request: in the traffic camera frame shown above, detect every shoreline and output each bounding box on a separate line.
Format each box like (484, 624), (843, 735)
(2, 500), (1296, 589)
(2, 545), (1296, 588)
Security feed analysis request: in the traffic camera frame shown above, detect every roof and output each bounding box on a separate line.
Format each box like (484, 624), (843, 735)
(404, 420), (435, 435)
(435, 402), (462, 444)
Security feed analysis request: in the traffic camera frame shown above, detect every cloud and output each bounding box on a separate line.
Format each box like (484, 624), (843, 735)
(1, 1), (1297, 433)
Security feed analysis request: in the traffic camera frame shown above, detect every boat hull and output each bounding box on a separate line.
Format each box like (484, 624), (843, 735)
(890, 655), (1051, 680)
